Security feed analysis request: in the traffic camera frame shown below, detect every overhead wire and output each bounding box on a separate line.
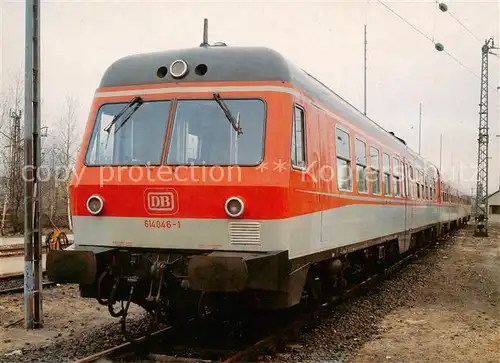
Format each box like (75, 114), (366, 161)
(375, 0), (496, 90)
(447, 8), (483, 43)
(445, 5), (499, 60)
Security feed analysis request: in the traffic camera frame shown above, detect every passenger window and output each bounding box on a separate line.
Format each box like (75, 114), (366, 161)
(424, 176), (428, 200)
(355, 139), (368, 193)
(370, 146), (381, 195)
(393, 157), (401, 197)
(402, 163), (408, 197)
(291, 106), (306, 168)
(416, 170), (421, 199)
(383, 153), (391, 196)
(409, 166), (414, 200)
(336, 127), (352, 191)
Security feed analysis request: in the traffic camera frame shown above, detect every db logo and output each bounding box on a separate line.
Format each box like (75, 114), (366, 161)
(144, 189), (179, 215)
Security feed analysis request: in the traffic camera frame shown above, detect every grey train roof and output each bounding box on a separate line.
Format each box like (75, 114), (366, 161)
(99, 46), (437, 174)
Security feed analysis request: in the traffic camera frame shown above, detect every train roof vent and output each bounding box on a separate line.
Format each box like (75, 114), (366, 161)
(389, 131), (407, 146)
(212, 42), (227, 47)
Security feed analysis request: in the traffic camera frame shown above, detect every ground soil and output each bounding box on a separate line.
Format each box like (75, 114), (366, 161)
(348, 225), (500, 363)
(273, 225), (500, 363)
(0, 285), (116, 355)
(0, 284), (145, 362)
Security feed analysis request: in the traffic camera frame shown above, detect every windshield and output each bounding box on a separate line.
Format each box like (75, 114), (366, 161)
(85, 100), (172, 165)
(166, 99), (265, 166)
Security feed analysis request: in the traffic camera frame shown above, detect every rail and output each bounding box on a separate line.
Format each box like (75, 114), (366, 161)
(0, 271), (56, 296)
(0, 241), (74, 257)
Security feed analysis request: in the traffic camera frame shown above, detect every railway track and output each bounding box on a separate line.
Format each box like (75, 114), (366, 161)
(72, 230), (458, 363)
(0, 272), (56, 295)
(0, 242), (74, 257)
(0, 246), (49, 257)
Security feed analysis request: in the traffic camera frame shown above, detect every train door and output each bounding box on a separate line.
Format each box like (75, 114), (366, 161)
(315, 106), (329, 244)
(403, 161), (408, 231)
(407, 162), (415, 230)
(308, 105), (323, 249)
(403, 158), (413, 253)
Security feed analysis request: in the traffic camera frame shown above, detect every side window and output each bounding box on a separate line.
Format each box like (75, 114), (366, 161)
(427, 177), (431, 200)
(424, 175), (428, 200)
(416, 169), (421, 199)
(383, 152), (391, 196)
(336, 127), (352, 191)
(291, 106), (306, 168)
(370, 146), (381, 195)
(420, 171), (424, 199)
(393, 157), (401, 197)
(403, 163), (408, 198)
(409, 166), (414, 200)
(355, 139), (368, 193)
(426, 176), (430, 200)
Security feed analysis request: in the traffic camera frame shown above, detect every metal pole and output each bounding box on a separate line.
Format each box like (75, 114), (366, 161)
(418, 103), (422, 155)
(439, 133), (443, 172)
(451, 152), (454, 182)
(24, 0), (34, 330)
(32, 0), (43, 328)
(363, 25), (367, 116)
(496, 134), (500, 189)
(474, 38), (496, 237)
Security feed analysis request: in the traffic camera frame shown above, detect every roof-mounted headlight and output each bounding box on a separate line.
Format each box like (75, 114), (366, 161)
(170, 59), (189, 79)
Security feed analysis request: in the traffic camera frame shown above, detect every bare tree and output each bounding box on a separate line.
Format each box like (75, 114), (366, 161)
(0, 70), (81, 234)
(46, 95), (80, 230)
(0, 71), (25, 234)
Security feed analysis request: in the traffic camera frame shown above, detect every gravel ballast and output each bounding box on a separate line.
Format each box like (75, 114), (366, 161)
(272, 226), (500, 362)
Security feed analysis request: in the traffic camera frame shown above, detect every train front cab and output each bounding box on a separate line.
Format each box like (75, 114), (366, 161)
(47, 83), (316, 310)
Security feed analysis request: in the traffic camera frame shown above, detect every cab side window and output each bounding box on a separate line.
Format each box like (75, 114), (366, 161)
(291, 105), (306, 168)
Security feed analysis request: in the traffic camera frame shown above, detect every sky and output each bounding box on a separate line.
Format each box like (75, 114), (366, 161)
(0, 0), (499, 194)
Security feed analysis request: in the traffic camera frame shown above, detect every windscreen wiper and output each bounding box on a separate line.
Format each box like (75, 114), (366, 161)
(104, 96), (143, 134)
(213, 93), (243, 135)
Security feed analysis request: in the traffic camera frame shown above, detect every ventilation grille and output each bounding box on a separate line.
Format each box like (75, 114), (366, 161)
(228, 221), (261, 245)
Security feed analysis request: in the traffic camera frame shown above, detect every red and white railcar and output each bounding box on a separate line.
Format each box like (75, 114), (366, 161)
(48, 44), (472, 327)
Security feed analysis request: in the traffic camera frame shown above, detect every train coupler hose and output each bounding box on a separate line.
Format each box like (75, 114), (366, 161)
(96, 267), (112, 306)
(107, 277), (125, 318)
(120, 282), (159, 344)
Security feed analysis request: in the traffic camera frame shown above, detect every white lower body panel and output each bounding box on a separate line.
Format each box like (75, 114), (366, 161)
(73, 204), (470, 260)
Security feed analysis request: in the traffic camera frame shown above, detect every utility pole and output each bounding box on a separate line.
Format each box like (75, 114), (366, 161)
(474, 37), (497, 238)
(451, 152), (455, 182)
(24, 0), (43, 329)
(496, 133), (500, 190)
(439, 133), (443, 172)
(418, 103), (422, 155)
(364, 25), (367, 116)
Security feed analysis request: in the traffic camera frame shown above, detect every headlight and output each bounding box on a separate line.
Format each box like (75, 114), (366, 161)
(224, 197), (244, 218)
(170, 59), (189, 79)
(87, 195), (104, 215)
